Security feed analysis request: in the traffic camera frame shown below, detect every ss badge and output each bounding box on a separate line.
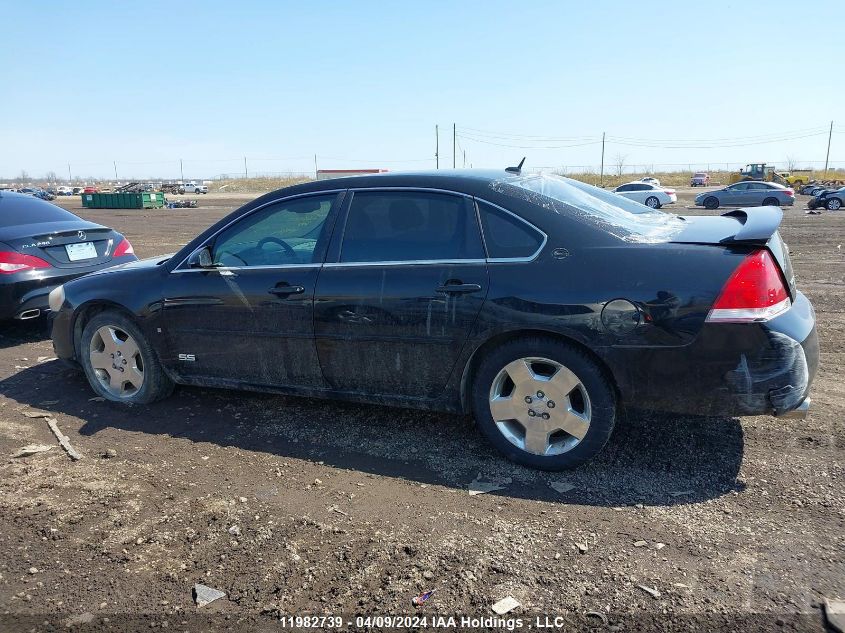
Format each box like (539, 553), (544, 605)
(178, 353), (196, 362)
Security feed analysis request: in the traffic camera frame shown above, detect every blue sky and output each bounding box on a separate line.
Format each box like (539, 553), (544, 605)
(1, 0), (842, 180)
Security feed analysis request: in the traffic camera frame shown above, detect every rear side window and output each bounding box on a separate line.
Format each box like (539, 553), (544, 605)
(340, 191), (484, 263)
(477, 201), (544, 260)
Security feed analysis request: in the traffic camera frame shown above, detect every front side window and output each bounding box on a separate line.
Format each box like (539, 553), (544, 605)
(340, 191), (484, 263)
(212, 194), (335, 267)
(477, 201), (544, 260)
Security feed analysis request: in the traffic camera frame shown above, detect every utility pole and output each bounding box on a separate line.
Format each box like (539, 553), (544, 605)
(113, 161), (118, 181)
(463, 150), (466, 168)
(453, 123), (456, 169)
(314, 154), (318, 179)
(244, 156), (248, 179)
(180, 159), (184, 182)
(599, 132), (606, 187)
(67, 163), (72, 182)
(824, 120), (833, 177)
(435, 125), (439, 169)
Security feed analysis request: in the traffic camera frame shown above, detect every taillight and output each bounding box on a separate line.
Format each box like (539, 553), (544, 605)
(113, 239), (134, 257)
(0, 251), (52, 274)
(706, 250), (790, 323)
(785, 188), (794, 197)
(664, 189), (676, 195)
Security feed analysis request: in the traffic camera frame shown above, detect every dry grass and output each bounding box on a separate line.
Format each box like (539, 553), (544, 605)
(209, 176), (311, 193)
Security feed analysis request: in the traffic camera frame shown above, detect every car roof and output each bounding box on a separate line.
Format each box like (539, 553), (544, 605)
(271, 169), (529, 197)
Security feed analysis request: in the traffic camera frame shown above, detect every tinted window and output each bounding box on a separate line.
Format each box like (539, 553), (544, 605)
(729, 183), (748, 190)
(616, 184), (632, 192)
(212, 194), (335, 267)
(477, 201), (544, 260)
(0, 193), (80, 227)
(340, 191), (483, 263)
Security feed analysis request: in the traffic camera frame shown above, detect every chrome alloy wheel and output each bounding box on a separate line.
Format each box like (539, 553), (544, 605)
(489, 357), (591, 456)
(89, 325), (144, 398)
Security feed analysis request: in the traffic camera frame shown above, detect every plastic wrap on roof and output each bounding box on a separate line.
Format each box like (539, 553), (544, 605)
(490, 173), (685, 243)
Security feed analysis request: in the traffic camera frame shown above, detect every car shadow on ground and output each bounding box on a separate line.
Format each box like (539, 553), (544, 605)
(1, 361), (746, 508)
(0, 318), (50, 350)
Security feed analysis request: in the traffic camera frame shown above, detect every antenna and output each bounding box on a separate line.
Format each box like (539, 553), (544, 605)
(506, 157), (526, 174)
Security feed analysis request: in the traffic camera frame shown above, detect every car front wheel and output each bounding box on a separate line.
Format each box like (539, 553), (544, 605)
(471, 337), (617, 470)
(827, 198), (842, 210)
(703, 196), (719, 210)
(80, 311), (174, 404)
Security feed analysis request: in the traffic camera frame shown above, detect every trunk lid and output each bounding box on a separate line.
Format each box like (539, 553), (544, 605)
(2, 220), (118, 269)
(671, 207), (796, 298)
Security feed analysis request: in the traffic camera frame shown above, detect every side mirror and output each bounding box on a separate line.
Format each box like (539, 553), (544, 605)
(189, 246), (214, 268)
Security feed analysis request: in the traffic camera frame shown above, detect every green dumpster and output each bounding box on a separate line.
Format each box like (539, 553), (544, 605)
(81, 192), (165, 209)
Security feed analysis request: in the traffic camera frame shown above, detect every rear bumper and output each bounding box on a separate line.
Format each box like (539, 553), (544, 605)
(0, 257), (135, 320)
(607, 291), (819, 418)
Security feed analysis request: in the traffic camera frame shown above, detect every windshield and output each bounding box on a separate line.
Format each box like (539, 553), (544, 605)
(490, 173), (684, 243)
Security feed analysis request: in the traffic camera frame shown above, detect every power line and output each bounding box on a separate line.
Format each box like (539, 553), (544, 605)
(456, 134), (603, 150)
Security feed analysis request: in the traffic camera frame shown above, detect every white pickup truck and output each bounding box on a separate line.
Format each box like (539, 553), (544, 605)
(181, 182), (208, 194)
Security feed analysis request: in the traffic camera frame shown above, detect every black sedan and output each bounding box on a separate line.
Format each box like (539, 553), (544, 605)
(808, 186), (845, 211)
(0, 191), (136, 320)
(49, 170), (818, 470)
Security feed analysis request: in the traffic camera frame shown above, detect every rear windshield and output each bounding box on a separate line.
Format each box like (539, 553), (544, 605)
(0, 193), (80, 228)
(490, 173), (684, 243)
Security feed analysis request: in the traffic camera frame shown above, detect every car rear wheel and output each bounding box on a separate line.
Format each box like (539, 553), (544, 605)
(827, 198), (842, 210)
(471, 337), (616, 470)
(645, 196), (660, 209)
(762, 197), (780, 207)
(80, 311), (174, 404)
(703, 196), (719, 210)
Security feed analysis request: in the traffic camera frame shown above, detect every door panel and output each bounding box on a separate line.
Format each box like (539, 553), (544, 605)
(162, 266), (324, 386)
(314, 263), (488, 398)
(162, 192), (342, 387)
(313, 189), (488, 399)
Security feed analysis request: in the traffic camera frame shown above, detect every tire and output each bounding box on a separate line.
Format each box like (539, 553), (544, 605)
(762, 197), (780, 207)
(79, 311), (174, 404)
(827, 198), (842, 211)
(644, 196), (660, 209)
(703, 196), (719, 210)
(470, 336), (617, 470)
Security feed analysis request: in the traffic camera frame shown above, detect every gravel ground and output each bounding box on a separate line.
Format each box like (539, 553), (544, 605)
(0, 188), (842, 632)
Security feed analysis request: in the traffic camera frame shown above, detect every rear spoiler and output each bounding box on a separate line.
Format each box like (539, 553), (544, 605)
(720, 206), (783, 243)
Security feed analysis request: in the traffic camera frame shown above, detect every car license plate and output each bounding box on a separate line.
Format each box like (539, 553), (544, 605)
(65, 242), (97, 261)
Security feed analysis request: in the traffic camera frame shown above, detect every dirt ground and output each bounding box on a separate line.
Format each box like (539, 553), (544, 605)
(0, 188), (842, 632)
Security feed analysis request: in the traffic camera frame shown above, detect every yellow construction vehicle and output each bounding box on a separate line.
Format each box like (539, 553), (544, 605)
(729, 163), (789, 186)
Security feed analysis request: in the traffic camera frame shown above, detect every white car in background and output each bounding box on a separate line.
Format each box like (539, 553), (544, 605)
(613, 181), (677, 209)
(640, 177), (661, 186)
(182, 182), (208, 194)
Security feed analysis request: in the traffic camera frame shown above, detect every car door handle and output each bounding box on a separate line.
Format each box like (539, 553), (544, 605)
(435, 282), (482, 295)
(268, 284), (304, 296)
